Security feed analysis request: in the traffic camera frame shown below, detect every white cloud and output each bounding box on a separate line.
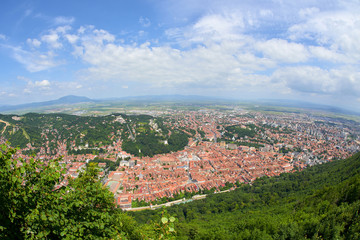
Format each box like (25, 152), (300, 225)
(259, 9), (273, 17)
(17, 76), (31, 82)
(65, 34), (79, 44)
(308, 46), (346, 62)
(255, 39), (309, 63)
(0, 34), (6, 40)
(50, 81), (83, 92)
(21, 79), (83, 97)
(272, 66), (335, 94)
(12, 47), (59, 72)
(40, 26), (71, 49)
(27, 38), (41, 48)
(138, 30), (145, 37)
(272, 66), (360, 96)
(8, 25), (73, 71)
(75, 27), (115, 46)
(77, 26), (88, 34)
(139, 17), (151, 27)
(23, 79), (51, 94)
(35, 80), (51, 88)
(55, 25), (72, 34)
(41, 32), (62, 49)
(23, 88), (32, 93)
(64, 82), (82, 89)
(166, 12), (247, 46)
(189, 13), (245, 43)
(54, 16), (75, 25)
(298, 7), (320, 18)
(24, 9), (32, 17)
(73, 29), (273, 92)
(92, 29), (115, 43)
(288, 9), (360, 61)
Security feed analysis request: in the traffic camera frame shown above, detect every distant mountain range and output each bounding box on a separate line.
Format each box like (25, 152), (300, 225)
(0, 95), (96, 112)
(0, 95), (359, 116)
(253, 99), (360, 116)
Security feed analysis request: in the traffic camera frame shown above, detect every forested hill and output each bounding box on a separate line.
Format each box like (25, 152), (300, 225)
(0, 113), (189, 157)
(131, 152), (360, 239)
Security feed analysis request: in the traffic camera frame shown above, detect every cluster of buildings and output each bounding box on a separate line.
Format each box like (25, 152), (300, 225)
(103, 110), (360, 209)
(106, 140), (302, 208)
(3, 108), (360, 209)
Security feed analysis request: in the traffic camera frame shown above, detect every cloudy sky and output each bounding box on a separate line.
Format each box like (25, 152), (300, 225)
(0, 0), (360, 111)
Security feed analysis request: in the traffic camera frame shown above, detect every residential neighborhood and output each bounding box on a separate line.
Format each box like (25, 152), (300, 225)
(2, 108), (359, 210)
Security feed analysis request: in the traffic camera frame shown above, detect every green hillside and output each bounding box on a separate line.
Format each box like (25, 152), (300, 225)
(130, 152), (360, 239)
(0, 113), (125, 149)
(0, 113), (188, 157)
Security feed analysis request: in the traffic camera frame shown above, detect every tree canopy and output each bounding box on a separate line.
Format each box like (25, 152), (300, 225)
(0, 144), (143, 239)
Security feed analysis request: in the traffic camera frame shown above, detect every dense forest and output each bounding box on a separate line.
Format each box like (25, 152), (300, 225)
(130, 151), (360, 239)
(224, 124), (257, 139)
(0, 113), (123, 149)
(219, 124), (268, 149)
(0, 113), (189, 157)
(121, 131), (188, 157)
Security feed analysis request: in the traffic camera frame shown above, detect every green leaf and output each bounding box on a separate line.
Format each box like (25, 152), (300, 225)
(12, 176), (17, 183)
(161, 217), (168, 224)
(41, 212), (47, 221)
(169, 216), (175, 222)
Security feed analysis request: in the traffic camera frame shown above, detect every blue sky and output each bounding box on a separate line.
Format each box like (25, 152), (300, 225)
(1, 0), (360, 111)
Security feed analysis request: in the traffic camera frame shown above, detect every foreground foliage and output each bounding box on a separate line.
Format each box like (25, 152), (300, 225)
(131, 152), (360, 239)
(0, 144), (144, 239)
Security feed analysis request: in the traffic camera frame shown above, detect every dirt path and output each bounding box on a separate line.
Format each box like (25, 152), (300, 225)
(0, 119), (10, 134)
